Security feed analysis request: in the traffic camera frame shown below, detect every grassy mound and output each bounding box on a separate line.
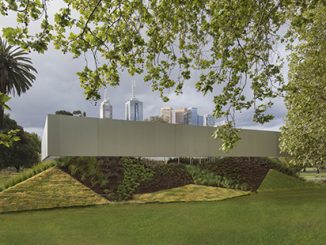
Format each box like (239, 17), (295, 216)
(0, 167), (108, 213)
(0, 161), (55, 191)
(132, 184), (249, 203)
(258, 169), (317, 191)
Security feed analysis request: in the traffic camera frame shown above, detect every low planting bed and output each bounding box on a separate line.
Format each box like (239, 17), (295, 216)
(177, 157), (298, 191)
(59, 156), (300, 202)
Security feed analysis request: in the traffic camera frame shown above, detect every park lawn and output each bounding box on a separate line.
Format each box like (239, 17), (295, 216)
(1, 186), (326, 245)
(132, 184), (249, 203)
(0, 167), (108, 213)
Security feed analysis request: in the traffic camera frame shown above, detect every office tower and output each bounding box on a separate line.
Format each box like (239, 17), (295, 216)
(184, 107), (199, 125)
(160, 107), (173, 123)
(197, 115), (204, 126)
(100, 93), (113, 119)
(125, 80), (143, 121)
(174, 108), (187, 124)
(203, 114), (218, 127)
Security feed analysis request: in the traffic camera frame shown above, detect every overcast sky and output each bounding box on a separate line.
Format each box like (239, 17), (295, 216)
(0, 4), (287, 137)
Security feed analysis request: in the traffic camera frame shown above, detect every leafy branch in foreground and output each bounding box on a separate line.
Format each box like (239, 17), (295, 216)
(0, 1), (324, 152)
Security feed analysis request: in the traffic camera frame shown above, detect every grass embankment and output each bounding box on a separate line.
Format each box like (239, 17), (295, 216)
(0, 172), (17, 186)
(258, 169), (318, 191)
(0, 161), (55, 191)
(132, 184), (249, 203)
(0, 167), (108, 213)
(1, 187), (326, 245)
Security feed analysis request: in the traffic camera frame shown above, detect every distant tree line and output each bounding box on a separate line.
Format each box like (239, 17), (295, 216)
(55, 110), (87, 117)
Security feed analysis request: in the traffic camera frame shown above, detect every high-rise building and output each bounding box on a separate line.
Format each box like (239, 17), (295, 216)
(203, 114), (218, 127)
(174, 108), (187, 124)
(100, 92), (113, 119)
(184, 107), (199, 125)
(160, 107), (173, 123)
(197, 115), (204, 126)
(125, 80), (143, 121)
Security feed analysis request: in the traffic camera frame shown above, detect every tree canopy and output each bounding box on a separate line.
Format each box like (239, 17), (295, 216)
(0, 0), (325, 158)
(0, 93), (19, 147)
(0, 114), (40, 171)
(0, 36), (37, 128)
(280, 5), (326, 168)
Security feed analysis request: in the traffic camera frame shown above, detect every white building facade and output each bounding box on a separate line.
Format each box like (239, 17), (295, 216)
(160, 107), (173, 123)
(100, 99), (113, 119)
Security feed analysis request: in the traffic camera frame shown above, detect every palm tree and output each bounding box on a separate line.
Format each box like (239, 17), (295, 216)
(0, 37), (37, 128)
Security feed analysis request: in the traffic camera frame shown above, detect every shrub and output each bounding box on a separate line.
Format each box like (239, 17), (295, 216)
(192, 157), (300, 191)
(186, 165), (249, 191)
(116, 158), (154, 201)
(137, 162), (193, 193)
(59, 156), (108, 188)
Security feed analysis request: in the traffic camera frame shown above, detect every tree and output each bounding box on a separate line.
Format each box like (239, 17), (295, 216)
(0, 1), (324, 155)
(55, 110), (73, 116)
(0, 92), (19, 147)
(0, 37), (37, 128)
(55, 110), (87, 117)
(0, 115), (40, 171)
(280, 5), (326, 169)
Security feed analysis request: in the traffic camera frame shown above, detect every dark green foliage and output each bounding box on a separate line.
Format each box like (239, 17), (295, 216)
(59, 156), (108, 188)
(59, 156), (124, 201)
(116, 158), (154, 201)
(186, 165), (249, 191)
(137, 163), (193, 194)
(55, 110), (87, 117)
(0, 115), (40, 171)
(55, 110), (73, 116)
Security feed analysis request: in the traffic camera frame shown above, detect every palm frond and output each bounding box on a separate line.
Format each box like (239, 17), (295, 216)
(0, 37), (37, 96)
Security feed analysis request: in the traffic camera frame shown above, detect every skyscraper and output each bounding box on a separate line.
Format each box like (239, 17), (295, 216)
(174, 108), (187, 124)
(100, 92), (113, 119)
(184, 107), (199, 125)
(125, 80), (143, 121)
(160, 107), (173, 123)
(203, 114), (218, 127)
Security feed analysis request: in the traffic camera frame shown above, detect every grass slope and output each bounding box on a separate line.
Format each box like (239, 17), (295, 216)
(1, 188), (326, 244)
(0, 161), (55, 191)
(132, 184), (249, 203)
(258, 169), (317, 191)
(0, 172), (17, 186)
(0, 167), (108, 213)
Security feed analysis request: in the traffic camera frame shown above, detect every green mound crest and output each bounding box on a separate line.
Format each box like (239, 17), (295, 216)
(258, 169), (316, 191)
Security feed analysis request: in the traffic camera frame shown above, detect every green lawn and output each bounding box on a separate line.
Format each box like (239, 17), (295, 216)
(1, 186), (326, 245)
(1, 169), (325, 244)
